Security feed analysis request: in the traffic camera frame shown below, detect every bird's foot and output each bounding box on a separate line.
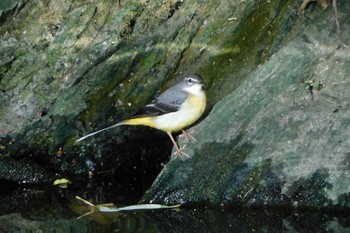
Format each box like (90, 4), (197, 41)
(178, 129), (197, 142)
(172, 144), (191, 160)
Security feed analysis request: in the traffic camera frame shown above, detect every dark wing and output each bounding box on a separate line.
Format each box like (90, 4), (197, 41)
(132, 87), (188, 117)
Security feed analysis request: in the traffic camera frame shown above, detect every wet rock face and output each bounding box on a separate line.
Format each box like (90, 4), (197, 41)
(0, 0), (209, 175)
(142, 1), (350, 210)
(1, 0), (350, 211)
(0, 0), (304, 177)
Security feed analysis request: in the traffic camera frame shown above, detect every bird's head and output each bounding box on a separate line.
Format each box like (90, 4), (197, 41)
(181, 74), (205, 96)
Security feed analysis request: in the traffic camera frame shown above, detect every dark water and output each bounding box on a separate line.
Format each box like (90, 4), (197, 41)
(1, 175), (350, 233)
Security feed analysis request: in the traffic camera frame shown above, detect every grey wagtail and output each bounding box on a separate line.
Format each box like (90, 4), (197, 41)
(76, 74), (206, 158)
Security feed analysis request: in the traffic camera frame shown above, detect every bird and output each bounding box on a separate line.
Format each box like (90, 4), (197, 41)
(76, 74), (206, 159)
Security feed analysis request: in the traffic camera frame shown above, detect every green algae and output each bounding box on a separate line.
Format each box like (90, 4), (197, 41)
(177, 0), (303, 106)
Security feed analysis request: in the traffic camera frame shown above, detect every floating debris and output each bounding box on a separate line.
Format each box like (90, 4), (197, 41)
(53, 178), (71, 188)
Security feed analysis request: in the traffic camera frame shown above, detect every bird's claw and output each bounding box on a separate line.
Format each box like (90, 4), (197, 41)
(172, 144), (191, 159)
(178, 129), (197, 142)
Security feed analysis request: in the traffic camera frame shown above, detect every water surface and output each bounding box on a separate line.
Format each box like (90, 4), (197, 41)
(0, 175), (349, 232)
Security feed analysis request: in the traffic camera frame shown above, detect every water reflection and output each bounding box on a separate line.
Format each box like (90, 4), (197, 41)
(1, 202), (350, 232)
(0, 178), (349, 232)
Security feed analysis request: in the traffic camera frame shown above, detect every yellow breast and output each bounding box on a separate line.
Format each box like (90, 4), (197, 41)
(153, 92), (206, 132)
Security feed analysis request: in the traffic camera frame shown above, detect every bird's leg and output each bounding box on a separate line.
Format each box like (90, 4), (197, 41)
(166, 132), (181, 153)
(167, 132), (190, 159)
(180, 129), (197, 142)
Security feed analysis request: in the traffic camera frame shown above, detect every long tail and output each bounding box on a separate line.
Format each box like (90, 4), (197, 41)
(76, 123), (123, 142)
(76, 117), (154, 142)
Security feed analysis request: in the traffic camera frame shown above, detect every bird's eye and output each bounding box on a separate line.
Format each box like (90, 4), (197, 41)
(188, 78), (192, 84)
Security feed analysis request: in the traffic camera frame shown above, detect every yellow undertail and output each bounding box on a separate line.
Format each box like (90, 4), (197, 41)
(121, 117), (155, 128)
